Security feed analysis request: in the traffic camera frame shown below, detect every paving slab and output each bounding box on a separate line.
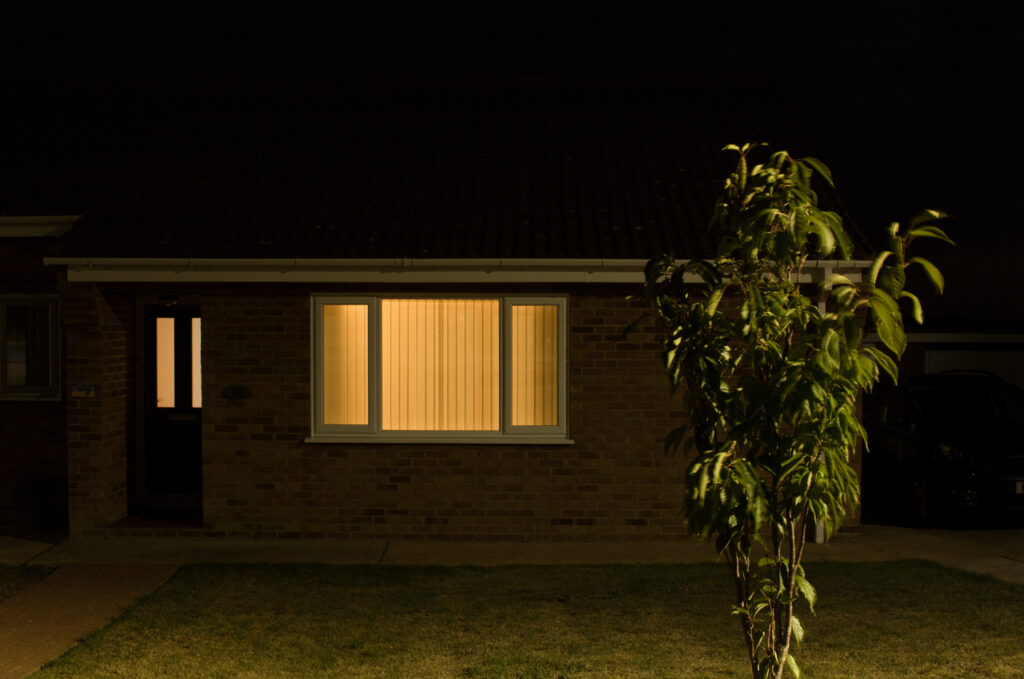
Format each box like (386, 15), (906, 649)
(0, 538), (53, 567)
(380, 539), (722, 566)
(0, 564), (177, 679)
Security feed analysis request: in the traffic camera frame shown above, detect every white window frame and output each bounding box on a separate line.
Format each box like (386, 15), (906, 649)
(0, 295), (60, 400)
(309, 294), (571, 444)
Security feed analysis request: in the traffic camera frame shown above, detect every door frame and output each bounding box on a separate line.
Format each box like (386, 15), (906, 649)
(131, 294), (203, 516)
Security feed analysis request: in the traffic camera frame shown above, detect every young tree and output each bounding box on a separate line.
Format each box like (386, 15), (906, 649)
(639, 143), (952, 679)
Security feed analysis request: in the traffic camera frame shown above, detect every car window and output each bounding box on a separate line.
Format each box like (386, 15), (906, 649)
(910, 384), (997, 427)
(993, 383), (1024, 425)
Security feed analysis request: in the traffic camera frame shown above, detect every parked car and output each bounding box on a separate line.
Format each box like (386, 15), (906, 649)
(862, 371), (1024, 527)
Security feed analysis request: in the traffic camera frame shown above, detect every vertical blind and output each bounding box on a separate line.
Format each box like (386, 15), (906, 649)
(323, 304), (369, 425)
(511, 305), (559, 426)
(321, 299), (560, 432)
(382, 299), (500, 431)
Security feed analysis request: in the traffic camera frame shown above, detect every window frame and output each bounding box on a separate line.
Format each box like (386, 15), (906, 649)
(309, 294), (571, 444)
(0, 295), (60, 400)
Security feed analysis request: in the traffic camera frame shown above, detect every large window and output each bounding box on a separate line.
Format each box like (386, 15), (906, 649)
(0, 296), (59, 399)
(311, 296), (568, 442)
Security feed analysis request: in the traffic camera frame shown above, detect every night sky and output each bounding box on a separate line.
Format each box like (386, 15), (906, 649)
(3, 2), (1022, 326)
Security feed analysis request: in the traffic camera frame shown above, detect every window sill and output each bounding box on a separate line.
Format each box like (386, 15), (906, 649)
(0, 394), (62, 402)
(305, 434), (575, 445)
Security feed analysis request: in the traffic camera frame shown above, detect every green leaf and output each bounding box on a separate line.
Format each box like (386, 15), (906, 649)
(864, 345), (899, 383)
(869, 288), (906, 357)
(910, 256), (945, 294)
(807, 215), (836, 257)
(795, 574), (817, 612)
(802, 156), (834, 187)
(876, 264), (906, 297)
(900, 290), (924, 324)
(786, 653), (802, 679)
(907, 225), (956, 246)
(867, 251), (892, 287)
(909, 209), (949, 229)
(791, 613), (806, 644)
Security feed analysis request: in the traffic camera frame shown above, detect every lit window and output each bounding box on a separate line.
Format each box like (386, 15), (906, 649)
(311, 296), (568, 442)
(154, 315), (202, 409)
(0, 296), (59, 399)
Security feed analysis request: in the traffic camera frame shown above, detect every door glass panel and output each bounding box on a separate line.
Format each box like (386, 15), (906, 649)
(156, 317), (175, 408)
(191, 317), (202, 408)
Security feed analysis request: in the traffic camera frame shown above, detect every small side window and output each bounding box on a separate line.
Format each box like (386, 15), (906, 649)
(0, 296), (60, 399)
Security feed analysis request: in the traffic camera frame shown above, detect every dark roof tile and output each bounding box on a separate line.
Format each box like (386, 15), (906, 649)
(2, 79), (867, 260)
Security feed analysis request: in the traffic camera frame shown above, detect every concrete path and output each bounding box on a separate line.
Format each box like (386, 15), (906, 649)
(0, 564), (176, 679)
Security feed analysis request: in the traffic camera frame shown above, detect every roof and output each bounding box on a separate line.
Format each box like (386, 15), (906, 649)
(2, 78), (866, 261)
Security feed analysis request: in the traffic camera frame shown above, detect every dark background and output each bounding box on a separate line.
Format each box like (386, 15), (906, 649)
(3, 1), (1022, 328)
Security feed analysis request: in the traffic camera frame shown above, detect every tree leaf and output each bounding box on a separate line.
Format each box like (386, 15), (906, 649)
(867, 251), (892, 287)
(869, 288), (906, 356)
(909, 209), (949, 229)
(791, 613), (806, 644)
(864, 345), (898, 384)
(907, 225), (956, 246)
(900, 290), (924, 324)
(795, 574), (817, 613)
(910, 256), (945, 294)
(802, 156), (834, 187)
(786, 653), (802, 679)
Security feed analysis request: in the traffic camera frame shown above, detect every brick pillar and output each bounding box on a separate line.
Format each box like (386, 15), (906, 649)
(62, 282), (131, 534)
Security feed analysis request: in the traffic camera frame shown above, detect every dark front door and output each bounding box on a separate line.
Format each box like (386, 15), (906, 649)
(137, 304), (202, 520)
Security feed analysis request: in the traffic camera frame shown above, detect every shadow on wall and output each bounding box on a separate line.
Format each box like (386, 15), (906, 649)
(12, 473), (69, 539)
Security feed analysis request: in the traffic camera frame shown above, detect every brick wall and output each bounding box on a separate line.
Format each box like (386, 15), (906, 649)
(62, 282), (133, 533)
(0, 238), (67, 533)
(199, 287), (690, 540)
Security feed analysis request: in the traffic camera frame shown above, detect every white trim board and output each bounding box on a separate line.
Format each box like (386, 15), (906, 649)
(44, 257), (872, 284)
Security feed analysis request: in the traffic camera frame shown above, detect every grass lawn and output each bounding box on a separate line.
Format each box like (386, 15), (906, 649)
(32, 560), (1024, 678)
(0, 564), (52, 604)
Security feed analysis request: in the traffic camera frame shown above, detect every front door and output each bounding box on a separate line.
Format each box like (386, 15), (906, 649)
(136, 303), (202, 520)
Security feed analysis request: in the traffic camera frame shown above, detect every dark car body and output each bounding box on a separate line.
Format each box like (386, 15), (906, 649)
(862, 371), (1024, 527)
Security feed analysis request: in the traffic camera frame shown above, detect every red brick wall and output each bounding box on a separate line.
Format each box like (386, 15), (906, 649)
(62, 282), (133, 532)
(199, 287), (690, 540)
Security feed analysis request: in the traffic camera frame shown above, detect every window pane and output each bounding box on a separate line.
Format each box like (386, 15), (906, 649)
(382, 299), (499, 431)
(512, 305), (559, 426)
(155, 317), (175, 408)
(191, 317), (202, 408)
(323, 304), (369, 425)
(4, 303), (52, 388)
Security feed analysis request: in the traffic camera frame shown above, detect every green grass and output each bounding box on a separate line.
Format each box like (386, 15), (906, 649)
(33, 560), (1024, 678)
(0, 563), (52, 604)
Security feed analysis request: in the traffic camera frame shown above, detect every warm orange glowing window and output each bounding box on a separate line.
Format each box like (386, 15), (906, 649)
(314, 296), (565, 439)
(156, 317), (176, 408)
(155, 316), (201, 409)
(511, 305), (559, 426)
(323, 304), (369, 425)
(191, 318), (202, 408)
(381, 299), (499, 431)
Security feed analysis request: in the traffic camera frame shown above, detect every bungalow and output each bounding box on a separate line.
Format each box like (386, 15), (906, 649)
(1, 80), (868, 540)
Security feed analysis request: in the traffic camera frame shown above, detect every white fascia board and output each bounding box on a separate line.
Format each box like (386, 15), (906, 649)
(864, 333), (1024, 344)
(0, 215), (80, 238)
(43, 256), (873, 284)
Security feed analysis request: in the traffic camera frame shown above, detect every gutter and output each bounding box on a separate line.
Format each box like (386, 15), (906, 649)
(42, 256), (875, 284)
